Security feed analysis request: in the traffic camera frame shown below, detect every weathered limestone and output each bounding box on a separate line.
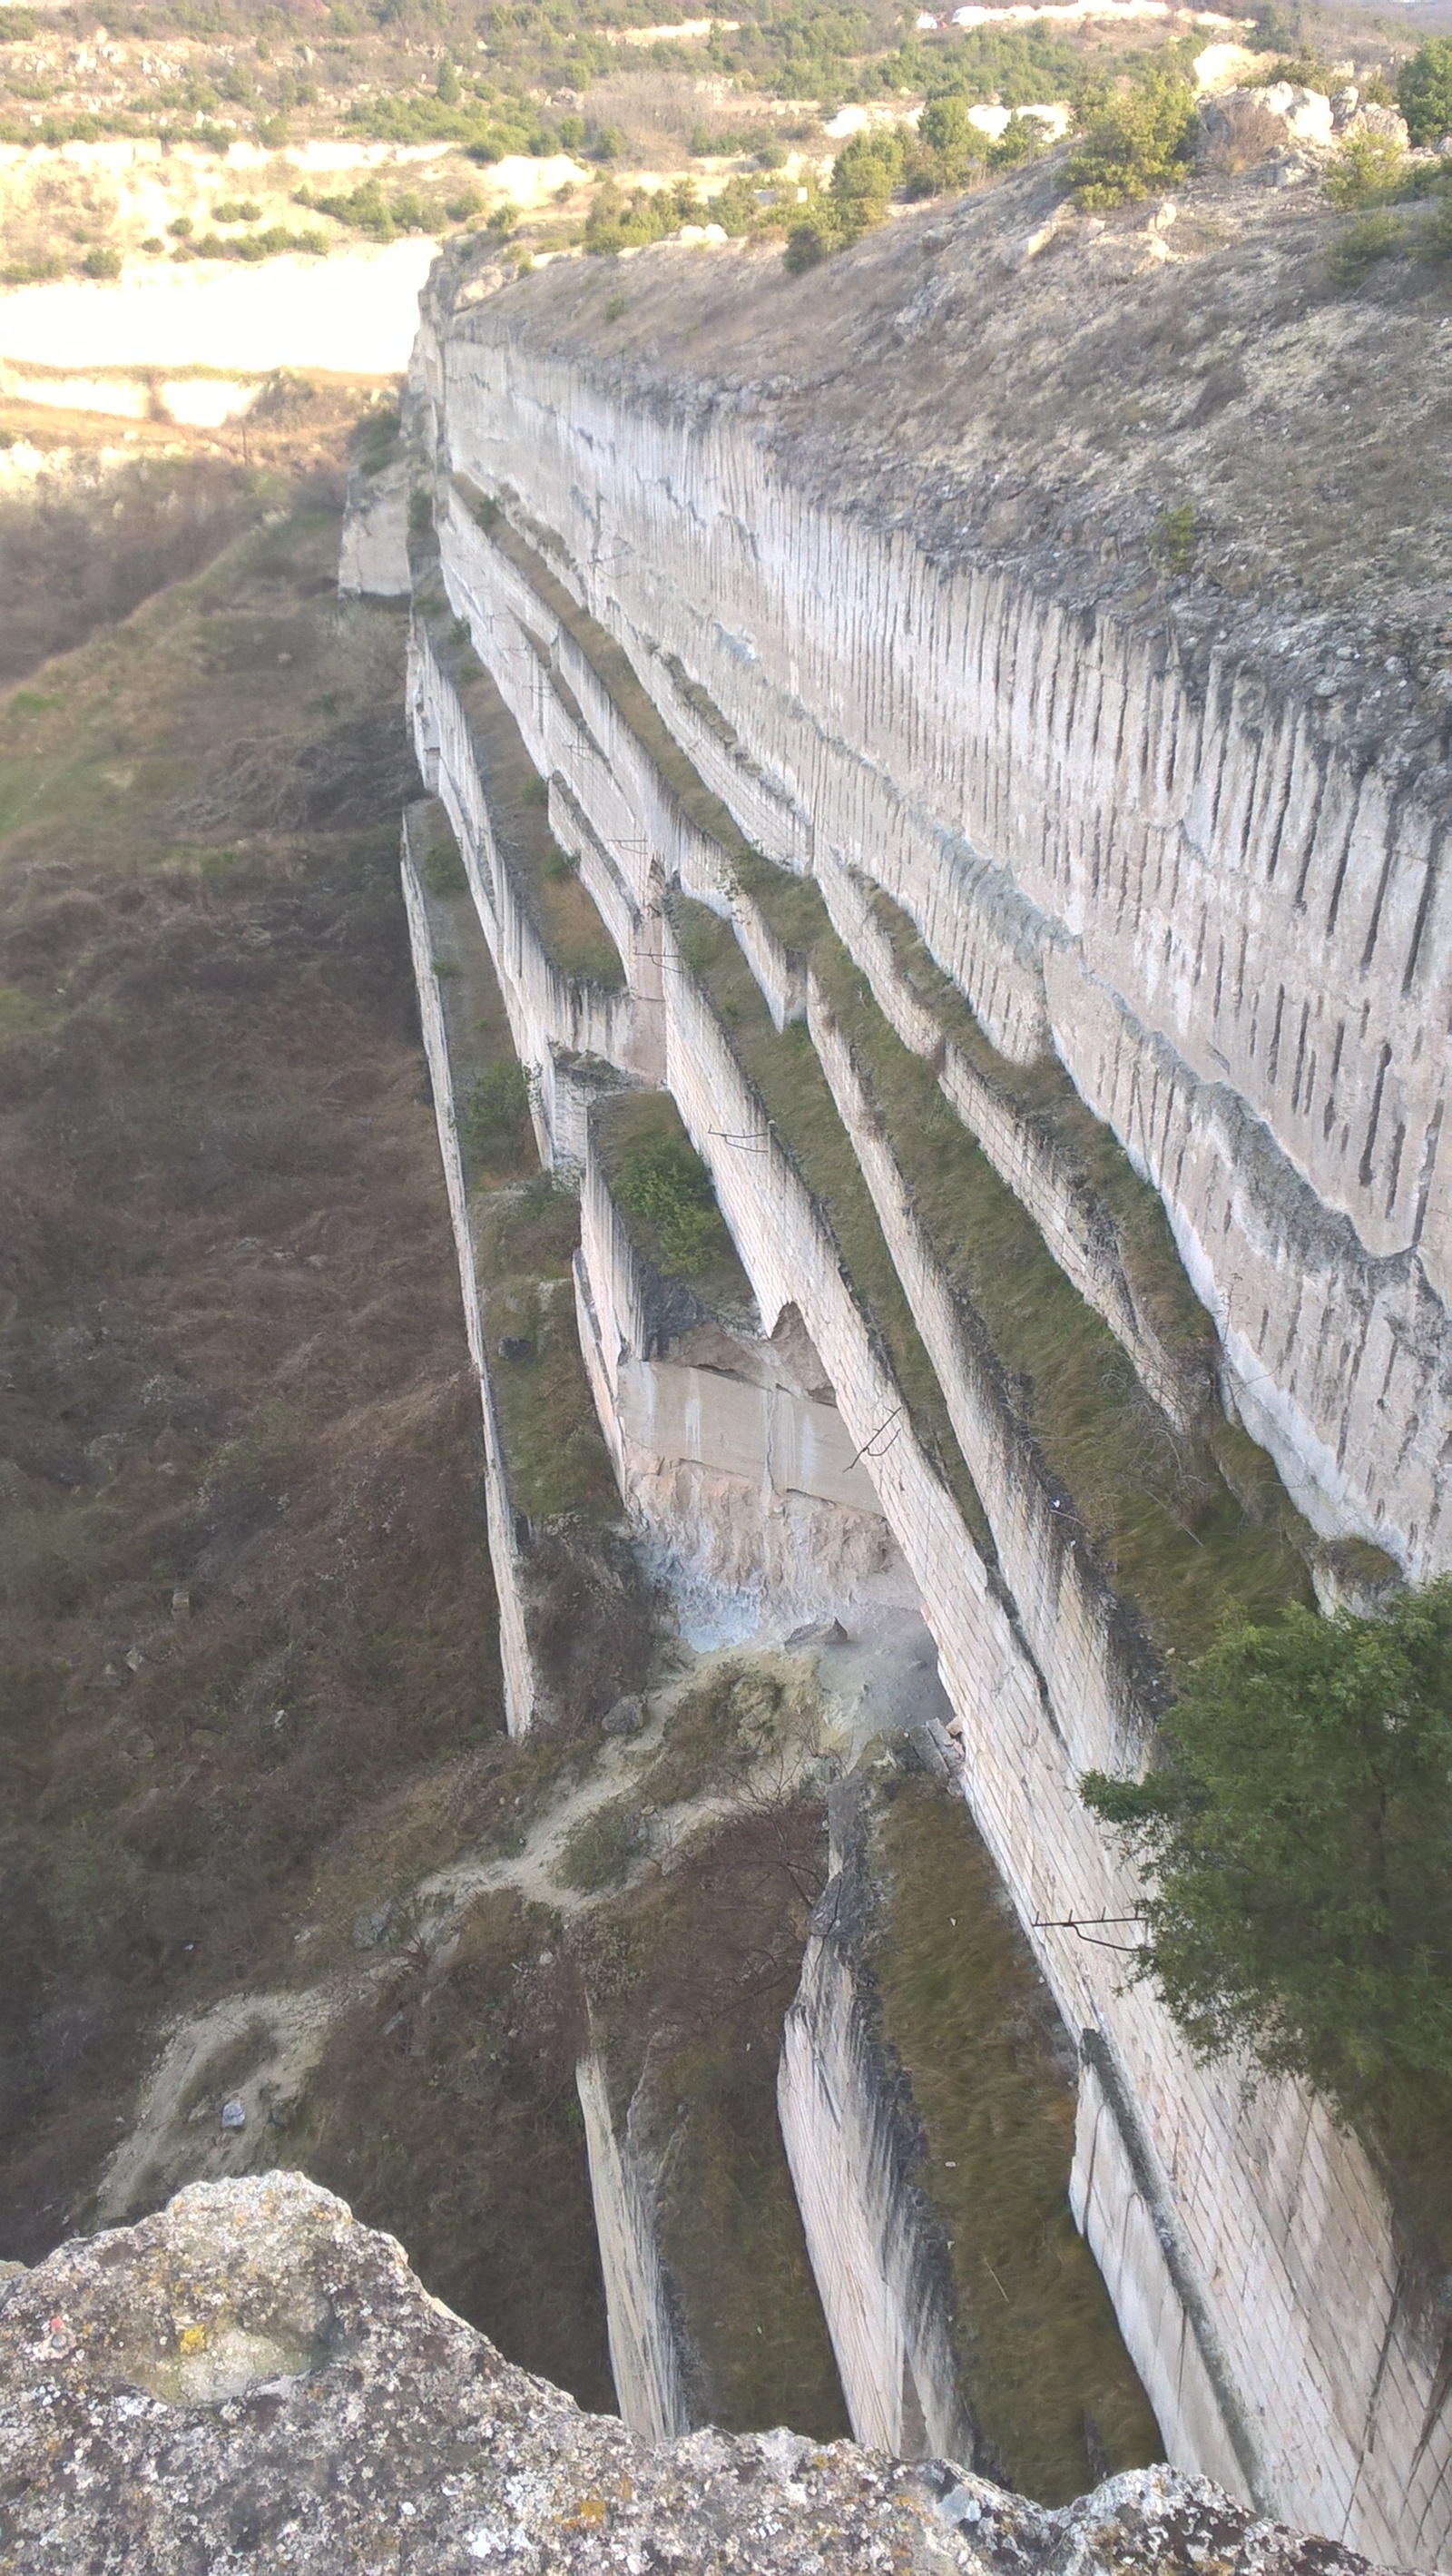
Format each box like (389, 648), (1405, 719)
(400, 806), (535, 1734)
(400, 804), (647, 1735)
(338, 451), (410, 599)
(398, 240), (1452, 2567)
(574, 2051), (692, 2443)
(780, 1793), (978, 2471)
(580, 1114), (907, 1642)
(425, 321), (1451, 1583)
(0, 2172), (1413, 2576)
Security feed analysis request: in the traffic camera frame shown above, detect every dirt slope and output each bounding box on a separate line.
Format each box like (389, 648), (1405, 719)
(0, 459), (511, 2273)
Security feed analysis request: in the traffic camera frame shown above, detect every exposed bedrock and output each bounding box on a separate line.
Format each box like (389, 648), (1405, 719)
(0, 2172), (1414, 2576)
(780, 1781), (982, 2472)
(410, 234), (1452, 1583)
(391, 208), (1452, 2570)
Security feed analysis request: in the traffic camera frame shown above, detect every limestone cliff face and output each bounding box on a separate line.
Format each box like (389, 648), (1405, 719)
(0, 2172), (1413, 2576)
(411, 192), (1452, 1582)
(399, 186), (1452, 2572)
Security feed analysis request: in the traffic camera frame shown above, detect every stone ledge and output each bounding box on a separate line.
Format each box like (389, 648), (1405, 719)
(0, 2173), (1415, 2576)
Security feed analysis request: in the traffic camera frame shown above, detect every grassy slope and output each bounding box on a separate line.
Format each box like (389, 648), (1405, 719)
(0, 458), (619, 2404)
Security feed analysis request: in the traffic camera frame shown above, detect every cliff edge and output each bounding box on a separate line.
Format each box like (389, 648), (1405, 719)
(0, 2172), (1412, 2574)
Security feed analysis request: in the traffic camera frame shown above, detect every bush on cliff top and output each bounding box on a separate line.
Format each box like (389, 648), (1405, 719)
(1400, 37), (1452, 149)
(1065, 65), (1195, 208)
(1083, 1581), (1452, 2191)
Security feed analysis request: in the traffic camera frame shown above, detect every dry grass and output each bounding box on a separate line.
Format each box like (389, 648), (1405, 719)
(0, 379), (388, 684)
(0, 454), (515, 2277)
(806, 928), (1316, 1660)
(873, 1776), (1163, 2502)
(713, 842), (1312, 1659)
(285, 1886), (613, 2411)
(410, 801), (538, 1190)
(458, 487), (758, 870)
(863, 884), (1213, 1373)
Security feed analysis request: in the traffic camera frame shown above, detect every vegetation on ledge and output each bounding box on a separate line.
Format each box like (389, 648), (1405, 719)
(594, 1089), (754, 1313)
(1083, 1582), (1452, 2254)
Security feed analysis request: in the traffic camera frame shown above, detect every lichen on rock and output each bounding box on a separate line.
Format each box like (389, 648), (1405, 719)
(0, 2172), (1408, 2573)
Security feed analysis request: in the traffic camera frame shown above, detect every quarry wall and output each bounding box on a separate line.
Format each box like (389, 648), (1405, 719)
(574, 2051), (694, 2444)
(399, 813), (537, 1735)
(779, 1813), (978, 2471)
(396, 280), (1452, 2570)
(430, 329), (1452, 1587)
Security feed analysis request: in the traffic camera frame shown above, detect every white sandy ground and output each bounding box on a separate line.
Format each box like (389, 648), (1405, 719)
(0, 236), (438, 374)
(92, 1609), (956, 2229)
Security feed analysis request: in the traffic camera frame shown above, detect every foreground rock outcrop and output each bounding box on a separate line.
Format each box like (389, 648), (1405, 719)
(0, 2174), (1410, 2574)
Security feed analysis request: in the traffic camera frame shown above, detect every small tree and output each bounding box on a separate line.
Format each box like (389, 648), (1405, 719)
(1323, 130), (1409, 211)
(1066, 67), (1195, 209)
(1399, 37), (1452, 148)
(613, 1135), (721, 1276)
(1082, 1582), (1452, 2144)
(828, 127), (907, 240)
(909, 93), (991, 194)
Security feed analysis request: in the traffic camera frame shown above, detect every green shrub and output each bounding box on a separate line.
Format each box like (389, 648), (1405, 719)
(584, 173), (707, 255)
(457, 1061), (533, 1170)
(356, 406), (400, 476)
(558, 1796), (646, 1892)
(1243, 52), (1339, 93)
(906, 93), (990, 196)
(408, 489), (433, 537)
(603, 290), (627, 320)
(712, 173), (765, 236)
(420, 836), (466, 894)
(1153, 503), (1198, 576)
(1326, 209), (1408, 284)
(784, 216), (832, 272)
(3, 250), (65, 282)
(1323, 131), (1410, 211)
(191, 226), (327, 261)
(81, 245), (123, 278)
(988, 113), (1045, 170)
(613, 1134), (721, 1276)
(1066, 67), (1196, 208)
(1082, 1580), (1452, 2153)
(1399, 37), (1452, 147)
(829, 126), (907, 236)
